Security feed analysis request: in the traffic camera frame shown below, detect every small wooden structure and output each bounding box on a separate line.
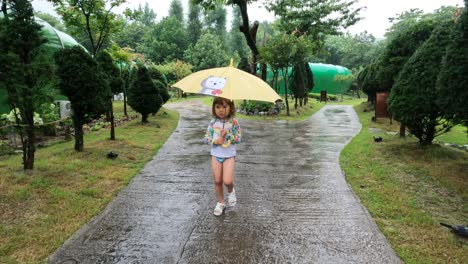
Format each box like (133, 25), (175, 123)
(320, 90), (327, 102)
(375, 92), (392, 123)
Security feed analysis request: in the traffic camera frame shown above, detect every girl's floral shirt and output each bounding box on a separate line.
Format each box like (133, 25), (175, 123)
(204, 117), (241, 157)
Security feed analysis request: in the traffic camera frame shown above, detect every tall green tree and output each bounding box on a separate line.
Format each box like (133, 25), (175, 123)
(266, 0), (362, 44)
(54, 46), (110, 151)
(169, 0), (184, 23)
(203, 3), (227, 46)
(193, 0), (266, 75)
(187, 1), (203, 47)
(51, 0), (126, 56)
(324, 32), (384, 70)
(437, 3), (468, 128)
(128, 66), (163, 123)
(0, 0), (53, 170)
(261, 33), (307, 115)
(184, 32), (229, 71)
(374, 18), (435, 96)
(138, 2), (156, 26)
(142, 16), (188, 63)
(388, 21), (455, 145)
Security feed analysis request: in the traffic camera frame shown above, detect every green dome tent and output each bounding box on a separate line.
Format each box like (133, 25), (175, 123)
(35, 17), (86, 54)
(266, 63), (352, 95)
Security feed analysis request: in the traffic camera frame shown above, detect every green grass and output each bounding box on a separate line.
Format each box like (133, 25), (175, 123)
(340, 102), (468, 264)
(435, 125), (468, 145)
(0, 104), (179, 263)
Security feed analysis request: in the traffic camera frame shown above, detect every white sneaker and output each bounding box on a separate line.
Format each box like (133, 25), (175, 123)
(213, 202), (225, 216)
(227, 189), (237, 207)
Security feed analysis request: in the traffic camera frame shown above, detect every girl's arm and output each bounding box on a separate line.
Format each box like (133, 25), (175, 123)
(229, 118), (241, 144)
(204, 123), (215, 145)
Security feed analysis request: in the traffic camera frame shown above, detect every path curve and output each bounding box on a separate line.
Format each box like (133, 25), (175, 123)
(49, 100), (401, 264)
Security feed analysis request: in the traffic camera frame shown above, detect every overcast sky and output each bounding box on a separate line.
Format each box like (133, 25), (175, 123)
(33, 0), (464, 38)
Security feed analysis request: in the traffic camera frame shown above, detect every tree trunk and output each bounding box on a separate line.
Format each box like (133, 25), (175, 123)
(235, 1), (260, 75)
(73, 117), (84, 152)
(261, 63), (267, 81)
(399, 124), (406, 137)
(282, 71), (290, 116)
(23, 124), (35, 170)
(110, 101), (115, 140)
(142, 114), (148, 123)
(123, 90), (128, 116)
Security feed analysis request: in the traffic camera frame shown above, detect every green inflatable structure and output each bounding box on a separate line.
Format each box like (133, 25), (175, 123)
(266, 63), (352, 95)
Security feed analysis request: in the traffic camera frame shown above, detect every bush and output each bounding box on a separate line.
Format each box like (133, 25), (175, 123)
(308, 93), (338, 101)
(240, 100), (273, 113)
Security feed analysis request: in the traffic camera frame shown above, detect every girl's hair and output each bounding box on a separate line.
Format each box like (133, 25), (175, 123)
(212, 97), (236, 117)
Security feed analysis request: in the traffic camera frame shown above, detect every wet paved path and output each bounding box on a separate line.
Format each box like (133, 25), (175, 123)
(49, 100), (401, 264)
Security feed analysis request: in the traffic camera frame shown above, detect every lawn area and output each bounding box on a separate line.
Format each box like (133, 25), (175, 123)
(340, 102), (468, 264)
(0, 102), (179, 263)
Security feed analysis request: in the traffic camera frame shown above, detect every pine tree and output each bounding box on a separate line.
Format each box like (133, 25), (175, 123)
(437, 2), (468, 128)
(128, 66), (163, 123)
(54, 46), (110, 151)
(388, 21), (455, 145)
(0, 0), (53, 170)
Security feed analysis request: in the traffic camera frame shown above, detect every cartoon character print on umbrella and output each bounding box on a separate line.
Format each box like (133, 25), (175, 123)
(200, 76), (226, 96)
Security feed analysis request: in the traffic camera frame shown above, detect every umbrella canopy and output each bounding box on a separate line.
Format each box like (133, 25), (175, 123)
(172, 59), (282, 103)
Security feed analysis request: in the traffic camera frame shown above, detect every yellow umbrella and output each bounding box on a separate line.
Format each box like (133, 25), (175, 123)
(172, 59), (282, 103)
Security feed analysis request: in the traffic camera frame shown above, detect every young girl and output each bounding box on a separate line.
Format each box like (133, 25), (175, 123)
(204, 97), (242, 216)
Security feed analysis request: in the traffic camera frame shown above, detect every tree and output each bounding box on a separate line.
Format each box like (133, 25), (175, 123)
(203, 3), (227, 46)
(127, 66), (163, 123)
(52, 0), (126, 56)
(227, 6), (250, 60)
(193, 0), (265, 75)
(388, 21), (455, 145)
(169, 0), (184, 23)
(34, 10), (66, 31)
(0, 0), (54, 170)
(324, 32), (384, 70)
(138, 2), (156, 26)
(114, 19), (147, 51)
(148, 65), (170, 104)
(375, 19), (435, 94)
(107, 44), (144, 116)
(54, 46), (110, 151)
(437, 3), (468, 128)
(260, 33), (300, 116)
(384, 9), (425, 41)
(187, 1), (203, 47)
(184, 32), (229, 71)
(142, 16), (189, 63)
(96, 51), (123, 140)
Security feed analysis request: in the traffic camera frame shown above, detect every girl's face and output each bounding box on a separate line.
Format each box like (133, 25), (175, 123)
(214, 102), (230, 120)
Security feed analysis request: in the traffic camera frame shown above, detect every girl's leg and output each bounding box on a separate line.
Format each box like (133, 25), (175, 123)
(222, 158), (235, 193)
(211, 156), (224, 203)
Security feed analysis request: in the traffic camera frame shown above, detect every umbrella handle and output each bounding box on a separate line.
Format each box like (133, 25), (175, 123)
(221, 139), (231, 148)
(221, 134), (231, 148)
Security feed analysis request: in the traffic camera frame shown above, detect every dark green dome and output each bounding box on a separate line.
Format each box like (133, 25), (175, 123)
(35, 17), (86, 52)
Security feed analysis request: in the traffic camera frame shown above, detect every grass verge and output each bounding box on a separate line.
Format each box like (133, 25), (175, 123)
(340, 102), (468, 264)
(0, 106), (179, 263)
